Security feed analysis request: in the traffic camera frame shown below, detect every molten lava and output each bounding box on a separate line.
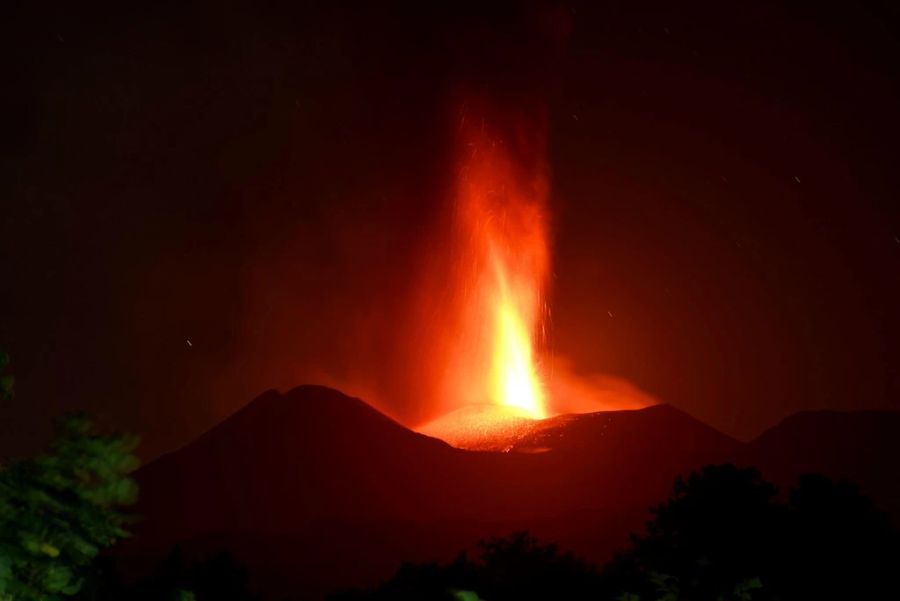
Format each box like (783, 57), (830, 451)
(414, 109), (658, 449)
(489, 260), (546, 417)
(452, 119), (550, 419)
(417, 111), (551, 444)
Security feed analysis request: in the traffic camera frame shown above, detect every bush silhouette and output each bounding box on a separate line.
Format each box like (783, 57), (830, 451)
(778, 473), (898, 600)
(608, 465), (900, 601)
(474, 532), (599, 601)
(342, 465), (899, 601)
(604, 465), (780, 600)
(331, 531), (598, 601)
(87, 548), (259, 601)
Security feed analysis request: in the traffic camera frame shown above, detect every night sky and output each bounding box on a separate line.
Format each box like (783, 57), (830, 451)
(3, 0), (900, 460)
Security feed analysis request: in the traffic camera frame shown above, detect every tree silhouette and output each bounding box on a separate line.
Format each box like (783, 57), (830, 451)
(608, 464), (900, 601)
(330, 531), (599, 601)
(604, 465), (779, 600)
(0, 414), (139, 600)
(346, 466), (899, 601)
(778, 473), (898, 600)
(474, 532), (599, 601)
(103, 548), (259, 601)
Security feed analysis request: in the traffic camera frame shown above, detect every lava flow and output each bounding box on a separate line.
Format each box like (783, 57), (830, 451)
(418, 110), (552, 447)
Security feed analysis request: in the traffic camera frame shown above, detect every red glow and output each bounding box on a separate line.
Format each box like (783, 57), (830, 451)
(413, 104), (657, 448)
(436, 114), (551, 421)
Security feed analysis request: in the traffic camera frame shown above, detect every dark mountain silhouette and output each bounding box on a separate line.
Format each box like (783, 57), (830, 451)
(123, 386), (900, 598)
(738, 410), (900, 517)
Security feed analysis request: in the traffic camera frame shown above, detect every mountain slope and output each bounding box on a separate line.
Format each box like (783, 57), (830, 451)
(135, 387), (737, 544)
(740, 409), (900, 517)
(126, 386), (899, 597)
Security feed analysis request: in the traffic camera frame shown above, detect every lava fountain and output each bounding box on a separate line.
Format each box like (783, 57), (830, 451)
(458, 130), (549, 419)
(417, 108), (552, 446)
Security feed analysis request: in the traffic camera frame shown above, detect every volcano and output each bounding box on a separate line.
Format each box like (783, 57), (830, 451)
(124, 386), (900, 598)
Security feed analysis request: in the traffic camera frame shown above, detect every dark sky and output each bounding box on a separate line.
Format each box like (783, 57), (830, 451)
(3, 0), (900, 460)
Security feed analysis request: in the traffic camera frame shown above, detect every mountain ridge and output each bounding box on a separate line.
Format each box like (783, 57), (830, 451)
(123, 385), (900, 597)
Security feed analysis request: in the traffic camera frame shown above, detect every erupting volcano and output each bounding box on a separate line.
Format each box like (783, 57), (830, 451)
(413, 105), (658, 450)
(457, 123), (550, 419)
(418, 108), (554, 448)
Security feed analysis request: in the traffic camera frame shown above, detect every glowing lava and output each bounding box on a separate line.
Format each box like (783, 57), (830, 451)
(414, 107), (658, 450)
(413, 107), (661, 450)
(440, 114), (551, 421)
(490, 269), (545, 417)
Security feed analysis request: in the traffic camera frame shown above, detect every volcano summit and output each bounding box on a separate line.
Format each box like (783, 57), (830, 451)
(122, 385), (900, 598)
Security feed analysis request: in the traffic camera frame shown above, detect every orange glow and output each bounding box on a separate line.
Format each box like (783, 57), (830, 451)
(411, 106), (660, 448)
(439, 115), (551, 420)
(490, 268), (545, 417)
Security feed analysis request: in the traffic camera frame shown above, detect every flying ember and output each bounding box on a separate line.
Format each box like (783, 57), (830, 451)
(444, 116), (551, 420)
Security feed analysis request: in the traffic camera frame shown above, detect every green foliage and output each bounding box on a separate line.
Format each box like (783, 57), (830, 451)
(732, 577), (762, 601)
(648, 572), (679, 601)
(620, 573), (763, 601)
(450, 591), (482, 601)
(0, 414), (139, 600)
